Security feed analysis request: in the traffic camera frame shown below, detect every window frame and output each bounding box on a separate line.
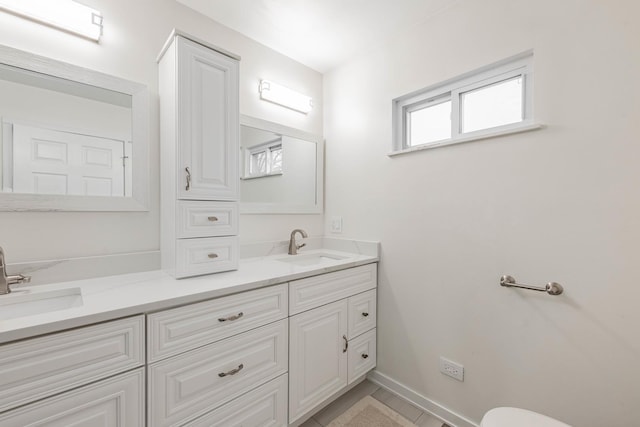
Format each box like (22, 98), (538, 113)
(242, 137), (284, 180)
(391, 50), (540, 156)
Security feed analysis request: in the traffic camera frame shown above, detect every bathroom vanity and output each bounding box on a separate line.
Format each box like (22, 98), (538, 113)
(0, 244), (378, 426)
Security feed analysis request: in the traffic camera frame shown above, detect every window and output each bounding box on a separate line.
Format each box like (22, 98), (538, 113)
(391, 51), (538, 155)
(243, 138), (283, 179)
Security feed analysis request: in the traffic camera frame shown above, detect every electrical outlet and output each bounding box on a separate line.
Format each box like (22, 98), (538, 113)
(439, 357), (464, 381)
(330, 216), (343, 233)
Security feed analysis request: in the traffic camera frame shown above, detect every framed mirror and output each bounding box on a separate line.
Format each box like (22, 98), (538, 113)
(240, 115), (323, 214)
(0, 44), (148, 211)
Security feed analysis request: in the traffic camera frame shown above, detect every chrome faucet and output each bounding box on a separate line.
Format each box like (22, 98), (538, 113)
(0, 247), (31, 295)
(288, 229), (308, 255)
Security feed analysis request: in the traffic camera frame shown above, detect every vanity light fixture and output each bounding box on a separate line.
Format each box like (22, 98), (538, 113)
(259, 80), (313, 114)
(0, 0), (103, 42)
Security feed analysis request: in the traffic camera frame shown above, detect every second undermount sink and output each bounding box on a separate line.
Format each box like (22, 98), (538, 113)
(0, 287), (83, 321)
(276, 252), (349, 267)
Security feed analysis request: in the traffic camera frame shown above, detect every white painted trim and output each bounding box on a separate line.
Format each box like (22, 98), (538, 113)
(388, 123), (543, 157)
(156, 29), (241, 63)
(367, 370), (479, 427)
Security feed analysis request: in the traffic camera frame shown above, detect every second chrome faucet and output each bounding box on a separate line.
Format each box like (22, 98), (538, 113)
(288, 229), (308, 255)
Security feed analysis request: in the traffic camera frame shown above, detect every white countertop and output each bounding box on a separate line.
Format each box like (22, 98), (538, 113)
(0, 249), (378, 344)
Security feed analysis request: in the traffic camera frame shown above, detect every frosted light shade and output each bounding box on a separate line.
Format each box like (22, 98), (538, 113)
(0, 0), (103, 42)
(259, 80), (313, 114)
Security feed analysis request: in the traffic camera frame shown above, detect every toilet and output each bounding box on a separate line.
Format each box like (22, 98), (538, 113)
(481, 407), (571, 427)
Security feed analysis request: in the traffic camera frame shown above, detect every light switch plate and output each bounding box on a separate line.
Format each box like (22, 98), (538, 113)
(330, 216), (343, 233)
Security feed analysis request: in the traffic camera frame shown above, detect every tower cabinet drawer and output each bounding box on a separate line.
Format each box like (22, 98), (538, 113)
(289, 263), (377, 315)
(184, 374), (288, 427)
(148, 283), (288, 363)
(148, 319), (288, 427)
(175, 235), (239, 278)
(176, 201), (239, 238)
(0, 368), (145, 426)
(348, 289), (377, 339)
(0, 315), (145, 412)
(348, 328), (377, 384)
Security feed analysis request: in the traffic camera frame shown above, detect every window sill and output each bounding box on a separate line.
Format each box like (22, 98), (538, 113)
(388, 122), (544, 157)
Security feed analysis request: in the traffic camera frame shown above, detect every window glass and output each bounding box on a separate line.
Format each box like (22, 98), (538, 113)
(408, 100), (451, 146)
(461, 76), (523, 133)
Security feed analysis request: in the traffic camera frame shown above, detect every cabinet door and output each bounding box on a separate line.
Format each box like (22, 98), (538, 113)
(177, 36), (239, 201)
(289, 300), (348, 423)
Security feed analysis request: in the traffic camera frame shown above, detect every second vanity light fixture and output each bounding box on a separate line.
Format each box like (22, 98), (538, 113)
(259, 80), (313, 114)
(0, 0), (103, 42)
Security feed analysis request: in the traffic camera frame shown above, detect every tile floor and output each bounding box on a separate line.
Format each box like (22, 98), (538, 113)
(299, 380), (450, 427)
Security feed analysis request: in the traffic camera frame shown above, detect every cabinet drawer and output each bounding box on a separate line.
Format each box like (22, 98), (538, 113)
(176, 236), (239, 278)
(148, 283), (288, 363)
(348, 289), (377, 339)
(348, 328), (377, 384)
(148, 319), (288, 427)
(176, 201), (238, 238)
(0, 315), (144, 412)
(0, 368), (145, 426)
(290, 264), (377, 315)
(185, 374), (288, 427)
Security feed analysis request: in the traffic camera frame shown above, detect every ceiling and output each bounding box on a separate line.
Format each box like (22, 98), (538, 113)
(176, 0), (457, 73)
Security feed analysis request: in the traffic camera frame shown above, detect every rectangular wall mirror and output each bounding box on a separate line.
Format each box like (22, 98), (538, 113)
(240, 115), (323, 214)
(0, 44), (148, 211)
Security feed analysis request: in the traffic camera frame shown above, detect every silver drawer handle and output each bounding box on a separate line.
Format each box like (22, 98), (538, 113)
(218, 312), (244, 322)
(361, 353), (369, 359)
(207, 216), (219, 222)
(208, 253), (218, 259)
(343, 335), (348, 353)
(362, 312), (369, 317)
(218, 363), (244, 377)
(185, 167), (191, 191)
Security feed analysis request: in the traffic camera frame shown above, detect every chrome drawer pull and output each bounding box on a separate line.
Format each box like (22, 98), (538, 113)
(362, 353), (369, 359)
(208, 253), (218, 259)
(218, 363), (244, 377)
(207, 216), (219, 222)
(185, 167), (191, 191)
(362, 312), (369, 317)
(343, 335), (348, 353)
(218, 312), (244, 322)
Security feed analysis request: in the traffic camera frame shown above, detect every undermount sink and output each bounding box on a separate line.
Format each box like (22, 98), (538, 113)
(0, 287), (83, 321)
(276, 253), (349, 267)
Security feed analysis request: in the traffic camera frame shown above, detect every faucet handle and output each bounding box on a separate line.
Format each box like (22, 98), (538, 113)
(19, 274), (31, 284)
(297, 243), (306, 250)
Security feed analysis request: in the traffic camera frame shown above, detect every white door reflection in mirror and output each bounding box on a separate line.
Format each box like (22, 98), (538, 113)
(5, 123), (130, 197)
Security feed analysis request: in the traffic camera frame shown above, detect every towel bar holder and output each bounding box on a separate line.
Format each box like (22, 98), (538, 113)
(500, 275), (564, 296)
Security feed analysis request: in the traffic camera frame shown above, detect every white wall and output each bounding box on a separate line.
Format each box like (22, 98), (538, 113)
(323, 0), (640, 426)
(0, 0), (323, 263)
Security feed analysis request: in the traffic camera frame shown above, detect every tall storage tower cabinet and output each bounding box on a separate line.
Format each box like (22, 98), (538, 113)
(158, 31), (240, 278)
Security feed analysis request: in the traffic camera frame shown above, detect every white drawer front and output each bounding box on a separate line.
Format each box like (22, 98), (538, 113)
(177, 201), (239, 238)
(290, 264), (377, 315)
(148, 319), (288, 427)
(0, 367), (145, 426)
(148, 283), (288, 363)
(348, 289), (377, 339)
(348, 328), (377, 384)
(0, 315), (145, 412)
(176, 236), (239, 278)
(185, 374), (288, 427)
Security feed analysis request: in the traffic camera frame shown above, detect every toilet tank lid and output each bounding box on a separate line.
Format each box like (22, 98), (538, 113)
(481, 407), (571, 427)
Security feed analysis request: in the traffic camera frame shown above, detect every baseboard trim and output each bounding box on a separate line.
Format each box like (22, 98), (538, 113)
(367, 370), (479, 427)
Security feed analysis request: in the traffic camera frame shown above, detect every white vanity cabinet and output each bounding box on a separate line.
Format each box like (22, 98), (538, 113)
(146, 284), (289, 427)
(288, 264), (378, 424)
(159, 31), (240, 278)
(0, 316), (145, 425)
